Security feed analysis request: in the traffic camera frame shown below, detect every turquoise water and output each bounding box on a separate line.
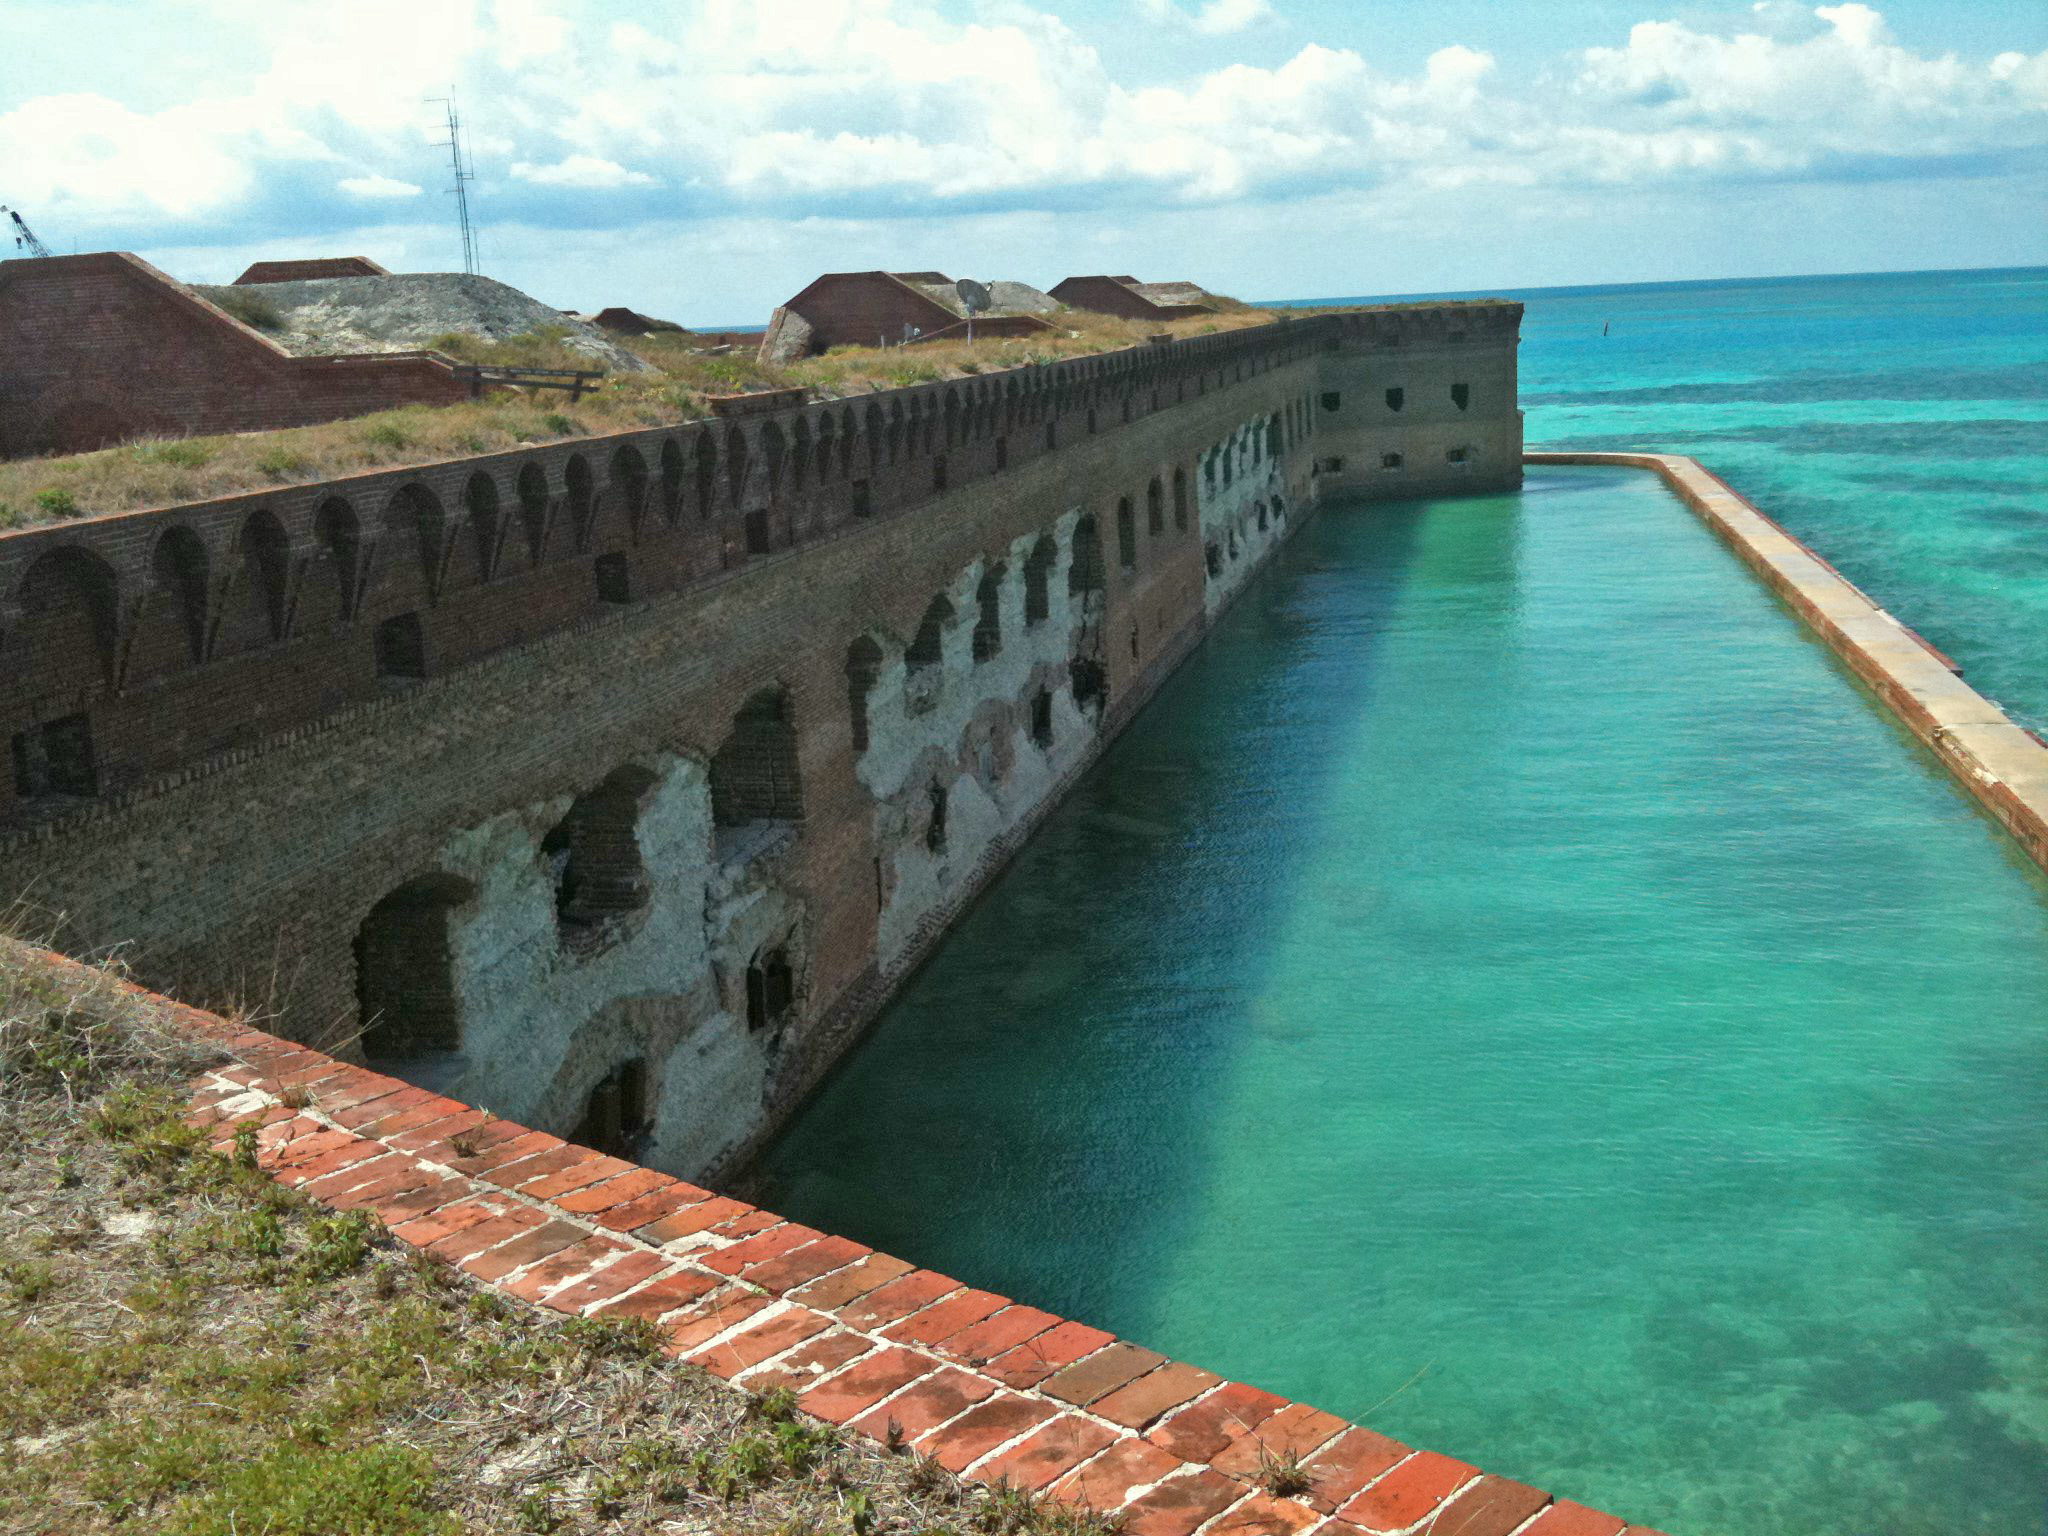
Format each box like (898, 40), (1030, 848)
(753, 278), (2048, 1535)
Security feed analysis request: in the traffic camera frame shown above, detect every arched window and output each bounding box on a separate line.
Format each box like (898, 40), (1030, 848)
(1172, 468), (1189, 532)
(541, 765), (658, 956)
(1024, 535), (1056, 627)
(711, 688), (802, 824)
(725, 425), (750, 507)
(565, 455), (596, 552)
(925, 780), (948, 853)
(572, 1058), (648, 1158)
(908, 595), (953, 673)
(973, 565), (1004, 663)
(151, 526), (209, 665)
(516, 462), (549, 563)
(355, 873), (476, 1059)
(1069, 515), (1104, 595)
(610, 444), (649, 535)
(746, 947), (796, 1030)
(1147, 479), (1164, 536)
(846, 636), (882, 753)
(464, 471), (501, 578)
(1116, 498), (1137, 574)
(659, 438), (685, 523)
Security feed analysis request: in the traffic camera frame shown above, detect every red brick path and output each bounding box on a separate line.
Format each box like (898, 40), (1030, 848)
(133, 971), (1663, 1535)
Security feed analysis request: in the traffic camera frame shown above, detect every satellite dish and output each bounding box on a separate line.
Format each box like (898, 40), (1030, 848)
(956, 278), (992, 315)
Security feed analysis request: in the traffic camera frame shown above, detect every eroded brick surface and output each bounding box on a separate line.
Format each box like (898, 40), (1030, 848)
(122, 983), (1647, 1536)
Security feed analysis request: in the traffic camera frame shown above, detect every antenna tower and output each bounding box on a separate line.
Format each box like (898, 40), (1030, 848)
(2, 205), (53, 259)
(431, 93), (479, 275)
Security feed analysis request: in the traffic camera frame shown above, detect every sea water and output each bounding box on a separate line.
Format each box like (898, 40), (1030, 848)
(753, 272), (2048, 1535)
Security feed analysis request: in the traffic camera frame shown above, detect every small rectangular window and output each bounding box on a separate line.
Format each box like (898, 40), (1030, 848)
(1385, 387), (1404, 412)
(594, 551), (630, 604)
(10, 713), (98, 798)
(1451, 383), (1470, 411)
(1381, 453), (1403, 471)
(851, 479), (872, 518)
(1446, 447), (1470, 466)
(375, 613), (426, 680)
(933, 454), (949, 493)
(745, 509), (772, 554)
(1320, 392), (1341, 412)
(996, 436), (1009, 471)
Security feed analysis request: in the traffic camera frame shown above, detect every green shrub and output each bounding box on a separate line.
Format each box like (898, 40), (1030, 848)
(360, 421), (411, 450)
(256, 446), (308, 478)
(33, 487), (80, 518)
(131, 440), (215, 469)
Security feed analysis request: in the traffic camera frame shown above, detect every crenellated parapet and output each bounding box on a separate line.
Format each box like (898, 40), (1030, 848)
(1, 315), (1342, 829)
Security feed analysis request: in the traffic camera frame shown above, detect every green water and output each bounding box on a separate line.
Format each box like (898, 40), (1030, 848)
(755, 466), (2048, 1534)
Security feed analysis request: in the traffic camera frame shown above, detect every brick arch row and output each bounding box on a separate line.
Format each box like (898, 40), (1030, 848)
(1, 318), (1328, 820)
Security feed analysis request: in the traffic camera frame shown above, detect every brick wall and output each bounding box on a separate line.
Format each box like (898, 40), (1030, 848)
(0, 252), (469, 459)
(0, 306), (1524, 1175)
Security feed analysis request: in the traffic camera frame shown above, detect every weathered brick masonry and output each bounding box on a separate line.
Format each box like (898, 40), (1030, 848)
(26, 949), (1655, 1535)
(0, 252), (468, 457)
(1, 303), (1522, 1181)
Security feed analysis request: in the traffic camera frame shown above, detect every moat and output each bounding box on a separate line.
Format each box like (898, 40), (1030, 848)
(756, 466), (2048, 1535)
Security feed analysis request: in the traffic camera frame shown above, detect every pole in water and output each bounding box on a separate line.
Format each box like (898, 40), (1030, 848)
(1603, 320), (1610, 336)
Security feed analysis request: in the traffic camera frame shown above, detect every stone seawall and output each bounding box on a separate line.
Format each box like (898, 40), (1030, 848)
(1, 304), (1524, 1183)
(1527, 452), (2048, 877)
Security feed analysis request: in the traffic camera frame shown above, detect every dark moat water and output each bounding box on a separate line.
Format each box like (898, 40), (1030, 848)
(755, 467), (2048, 1535)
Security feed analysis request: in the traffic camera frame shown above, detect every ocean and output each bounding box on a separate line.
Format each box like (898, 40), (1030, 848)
(753, 269), (2048, 1535)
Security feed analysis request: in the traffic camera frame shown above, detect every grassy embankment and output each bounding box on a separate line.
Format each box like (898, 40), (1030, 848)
(0, 305), (1283, 531)
(0, 935), (1120, 1535)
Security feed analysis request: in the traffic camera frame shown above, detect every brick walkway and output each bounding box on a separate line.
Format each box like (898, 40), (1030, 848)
(142, 986), (1664, 1536)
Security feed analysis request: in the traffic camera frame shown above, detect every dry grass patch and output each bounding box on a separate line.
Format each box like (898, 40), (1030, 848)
(0, 937), (1121, 1535)
(0, 306), (1286, 530)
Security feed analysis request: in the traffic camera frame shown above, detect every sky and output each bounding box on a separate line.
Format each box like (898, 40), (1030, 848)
(3, 0), (2044, 325)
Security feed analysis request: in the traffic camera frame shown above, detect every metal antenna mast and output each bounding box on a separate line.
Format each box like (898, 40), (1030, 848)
(431, 94), (478, 275)
(2, 205), (53, 258)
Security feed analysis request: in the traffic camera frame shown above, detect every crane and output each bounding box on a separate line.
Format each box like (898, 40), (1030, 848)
(2, 206), (53, 258)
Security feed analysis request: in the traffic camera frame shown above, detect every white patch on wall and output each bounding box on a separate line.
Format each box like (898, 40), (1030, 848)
(1197, 412), (1294, 617)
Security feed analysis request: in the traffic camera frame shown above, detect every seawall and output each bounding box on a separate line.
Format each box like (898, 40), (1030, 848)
(1528, 452), (2048, 877)
(1, 302), (1524, 1183)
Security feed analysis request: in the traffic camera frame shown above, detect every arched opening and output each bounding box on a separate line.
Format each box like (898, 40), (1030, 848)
(1031, 688), (1053, 751)
(1069, 515), (1104, 595)
(541, 764), (659, 956)
(565, 455), (596, 552)
(572, 1058), (648, 1158)
(907, 594), (953, 673)
(1024, 535), (1056, 627)
(610, 444), (649, 535)
(355, 873), (476, 1060)
(725, 425), (750, 508)
(384, 483), (444, 609)
(516, 462), (550, 564)
(464, 471), (501, 578)
(1146, 478), (1165, 537)
(760, 420), (786, 501)
(1385, 387), (1404, 412)
(925, 779), (948, 853)
(237, 509), (291, 641)
(746, 946), (796, 1031)
(14, 546), (118, 695)
(659, 438), (685, 523)
(1116, 498), (1137, 574)
(845, 636), (883, 754)
(1266, 417), (1281, 460)
(151, 526), (209, 665)
(1172, 468), (1189, 532)
(1451, 382), (1471, 411)
(694, 433), (717, 519)
(973, 565), (1004, 663)
(314, 497), (360, 621)
(711, 688), (802, 825)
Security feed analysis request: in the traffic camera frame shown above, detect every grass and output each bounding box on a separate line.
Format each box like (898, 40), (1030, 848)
(0, 934), (1125, 1534)
(0, 304), (1287, 530)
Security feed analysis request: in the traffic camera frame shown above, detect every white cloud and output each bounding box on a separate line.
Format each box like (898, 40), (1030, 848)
(338, 174), (424, 198)
(1138, 0), (1276, 35)
(509, 154), (657, 188)
(0, 0), (2040, 248)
